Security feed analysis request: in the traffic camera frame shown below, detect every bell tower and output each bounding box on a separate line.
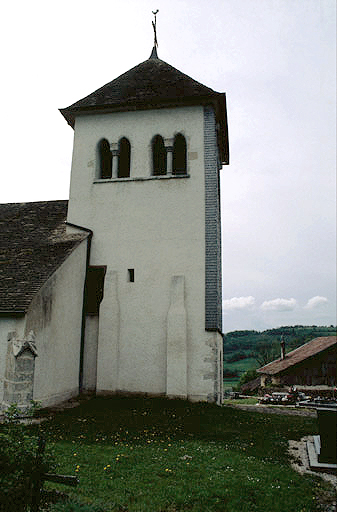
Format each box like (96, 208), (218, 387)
(60, 44), (229, 403)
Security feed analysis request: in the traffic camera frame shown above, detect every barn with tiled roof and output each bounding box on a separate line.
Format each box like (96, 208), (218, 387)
(257, 336), (337, 387)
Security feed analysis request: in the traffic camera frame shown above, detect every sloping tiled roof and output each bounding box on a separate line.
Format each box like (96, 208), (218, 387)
(257, 336), (337, 375)
(60, 53), (229, 164)
(0, 200), (87, 315)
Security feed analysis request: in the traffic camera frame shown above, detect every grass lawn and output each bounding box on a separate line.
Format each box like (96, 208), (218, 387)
(31, 396), (334, 512)
(222, 397), (259, 405)
(222, 380), (238, 391)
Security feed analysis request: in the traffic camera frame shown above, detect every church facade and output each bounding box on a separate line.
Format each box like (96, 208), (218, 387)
(0, 47), (229, 409)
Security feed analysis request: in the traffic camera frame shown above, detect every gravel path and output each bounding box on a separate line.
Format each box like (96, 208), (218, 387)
(224, 403), (317, 417)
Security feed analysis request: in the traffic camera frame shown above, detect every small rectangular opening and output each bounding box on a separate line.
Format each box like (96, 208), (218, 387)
(128, 269), (135, 282)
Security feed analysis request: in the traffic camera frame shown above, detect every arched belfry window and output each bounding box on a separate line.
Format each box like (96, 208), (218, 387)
(118, 137), (131, 178)
(98, 139), (112, 179)
(172, 133), (187, 175)
(152, 135), (167, 176)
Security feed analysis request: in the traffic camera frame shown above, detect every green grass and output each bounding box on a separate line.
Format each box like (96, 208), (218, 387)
(225, 357), (258, 375)
(223, 379), (239, 390)
(223, 397), (258, 405)
(29, 396), (334, 512)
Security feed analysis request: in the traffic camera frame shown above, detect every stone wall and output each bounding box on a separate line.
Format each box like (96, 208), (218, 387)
(3, 331), (37, 407)
(0, 317), (25, 406)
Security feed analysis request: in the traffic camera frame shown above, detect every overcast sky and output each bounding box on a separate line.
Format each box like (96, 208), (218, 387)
(1, 0), (336, 333)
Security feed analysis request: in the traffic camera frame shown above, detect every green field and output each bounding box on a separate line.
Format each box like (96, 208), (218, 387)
(223, 357), (258, 389)
(223, 379), (239, 390)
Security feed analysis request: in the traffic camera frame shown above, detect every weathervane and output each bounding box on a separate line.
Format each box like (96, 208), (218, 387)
(152, 10), (159, 47)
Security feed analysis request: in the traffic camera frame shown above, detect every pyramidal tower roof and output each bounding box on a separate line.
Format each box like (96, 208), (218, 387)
(60, 48), (229, 164)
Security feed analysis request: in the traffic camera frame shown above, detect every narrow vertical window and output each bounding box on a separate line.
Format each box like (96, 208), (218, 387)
(128, 269), (135, 282)
(152, 135), (167, 175)
(84, 266), (107, 315)
(98, 139), (112, 179)
(172, 133), (187, 175)
(118, 137), (131, 178)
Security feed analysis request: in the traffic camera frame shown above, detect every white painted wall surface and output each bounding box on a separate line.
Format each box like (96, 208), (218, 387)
(68, 106), (220, 402)
(24, 240), (87, 407)
(82, 315), (99, 392)
(0, 317), (25, 404)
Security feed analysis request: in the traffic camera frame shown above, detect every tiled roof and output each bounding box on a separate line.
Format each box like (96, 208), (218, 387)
(0, 200), (87, 314)
(60, 54), (229, 164)
(257, 336), (337, 375)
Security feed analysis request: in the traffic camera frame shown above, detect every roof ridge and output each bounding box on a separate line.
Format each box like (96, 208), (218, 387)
(285, 335), (337, 356)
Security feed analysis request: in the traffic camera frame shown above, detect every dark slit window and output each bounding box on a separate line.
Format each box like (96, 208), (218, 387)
(84, 267), (106, 315)
(152, 135), (167, 175)
(118, 137), (131, 178)
(173, 133), (187, 175)
(98, 139), (112, 179)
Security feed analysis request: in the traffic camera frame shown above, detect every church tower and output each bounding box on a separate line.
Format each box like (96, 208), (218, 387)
(60, 44), (229, 403)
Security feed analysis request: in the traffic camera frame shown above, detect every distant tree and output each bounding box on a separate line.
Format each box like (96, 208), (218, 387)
(255, 343), (279, 367)
(237, 369), (259, 387)
(223, 325), (336, 364)
(225, 352), (248, 363)
(223, 369), (240, 378)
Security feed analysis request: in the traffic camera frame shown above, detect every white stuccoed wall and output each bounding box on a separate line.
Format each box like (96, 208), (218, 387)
(24, 240), (87, 407)
(67, 106), (222, 402)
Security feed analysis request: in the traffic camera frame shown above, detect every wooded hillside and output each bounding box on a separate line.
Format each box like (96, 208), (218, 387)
(222, 325), (336, 386)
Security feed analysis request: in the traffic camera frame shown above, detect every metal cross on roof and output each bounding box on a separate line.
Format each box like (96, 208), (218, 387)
(152, 9), (159, 47)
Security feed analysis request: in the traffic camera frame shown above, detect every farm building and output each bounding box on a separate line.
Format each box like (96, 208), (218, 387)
(257, 336), (336, 388)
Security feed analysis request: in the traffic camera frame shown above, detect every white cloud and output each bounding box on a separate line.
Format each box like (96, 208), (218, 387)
(304, 296), (329, 309)
(223, 296), (256, 311)
(261, 298), (297, 312)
